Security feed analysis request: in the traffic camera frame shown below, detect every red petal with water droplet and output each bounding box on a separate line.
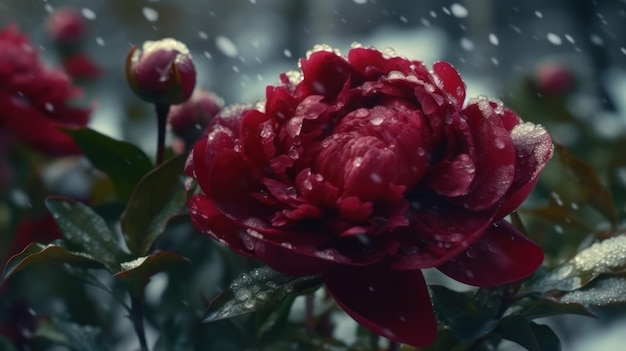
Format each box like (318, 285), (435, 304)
(453, 101), (516, 210)
(324, 264), (436, 347)
(436, 220), (543, 286)
(297, 50), (354, 101)
(432, 61), (465, 107)
(187, 194), (253, 257)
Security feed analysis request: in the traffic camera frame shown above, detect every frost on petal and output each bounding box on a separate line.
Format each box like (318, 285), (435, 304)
(497, 122), (553, 217)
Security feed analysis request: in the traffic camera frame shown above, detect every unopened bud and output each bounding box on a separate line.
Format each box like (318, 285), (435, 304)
(125, 38), (196, 105)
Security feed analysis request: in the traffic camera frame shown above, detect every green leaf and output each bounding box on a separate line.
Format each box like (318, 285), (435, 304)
(495, 316), (561, 351)
(113, 250), (190, 294)
(558, 277), (626, 306)
(35, 317), (108, 351)
(63, 127), (153, 201)
(555, 144), (618, 227)
(429, 285), (499, 341)
(46, 197), (124, 272)
(519, 298), (596, 319)
(120, 154), (187, 256)
(0, 336), (18, 351)
(203, 266), (323, 323)
(524, 234), (626, 294)
(2, 243), (101, 283)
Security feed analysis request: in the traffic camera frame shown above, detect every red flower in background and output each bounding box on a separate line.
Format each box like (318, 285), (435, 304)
(46, 7), (86, 45)
(0, 25), (91, 156)
(185, 45), (553, 346)
(168, 89), (224, 145)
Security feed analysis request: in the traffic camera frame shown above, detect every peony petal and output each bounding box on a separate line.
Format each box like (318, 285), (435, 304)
(253, 237), (338, 276)
(347, 47), (412, 81)
(453, 101), (516, 210)
(425, 153), (476, 197)
(297, 50), (354, 101)
(436, 220), (544, 287)
(324, 264), (436, 347)
(432, 61), (465, 108)
(187, 194), (254, 257)
(209, 149), (270, 221)
(389, 199), (496, 270)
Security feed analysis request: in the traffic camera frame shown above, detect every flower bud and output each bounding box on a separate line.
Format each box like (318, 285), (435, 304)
(168, 89), (223, 142)
(534, 61), (576, 96)
(125, 38), (196, 105)
(46, 7), (86, 45)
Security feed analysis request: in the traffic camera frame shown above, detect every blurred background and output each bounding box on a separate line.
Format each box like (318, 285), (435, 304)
(2, 0), (626, 350)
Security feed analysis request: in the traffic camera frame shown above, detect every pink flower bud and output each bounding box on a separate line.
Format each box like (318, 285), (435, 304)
(168, 89), (223, 141)
(534, 61), (576, 95)
(46, 7), (86, 45)
(125, 38), (196, 105)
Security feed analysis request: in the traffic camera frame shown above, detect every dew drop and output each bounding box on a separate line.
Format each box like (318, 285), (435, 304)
(370, 115), (384, 126)
(215, 36), (239, 58)
(198, 31), (209, 40)
(95, 37), (105, 46)
(283, 49), (292, 58)
(142, 7), (159, 22)
(450, 3), (468, 18)
(488, 33), (499, 46)
(546, 33), (562, 45)
(81, 8), (96, 20)
(460, 37), (474, 51)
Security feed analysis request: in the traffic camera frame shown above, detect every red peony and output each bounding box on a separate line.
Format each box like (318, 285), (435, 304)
(0, 25), (91, 156)
(185, 45), (553, 346)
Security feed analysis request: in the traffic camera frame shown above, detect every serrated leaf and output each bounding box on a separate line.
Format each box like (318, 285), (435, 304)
(120, 154), (187, 256)
(429, 285), (499, 341)
(519, 298), (595, 319)
(35, 317), (108, 351)
(46, 197), (124, 272)
(496, 317), (562, 351)
(113, 250), (190, 293)
(2, 243), (101, 283)
(203, 266), (323, 323)
(63, 127), (153, 201)
(558, 277), (626, 306)
(555, 144), (618, 226)
(524, 234), (626, 294)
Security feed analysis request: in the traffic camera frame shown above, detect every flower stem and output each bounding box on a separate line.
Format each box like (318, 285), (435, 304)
(130, 293), (149, 351)
(305, 293), (314, 333)
(155, 103), (171, 166)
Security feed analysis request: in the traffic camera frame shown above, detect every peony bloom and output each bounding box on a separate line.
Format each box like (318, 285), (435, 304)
(185, 45), (553, 347)
(0, 25), (91, 156)
(125, 38), (196, 105)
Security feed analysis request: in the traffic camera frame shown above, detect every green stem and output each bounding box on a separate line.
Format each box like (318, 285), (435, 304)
(155, 103), (171, 166)
(130, 292), (149, 351)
